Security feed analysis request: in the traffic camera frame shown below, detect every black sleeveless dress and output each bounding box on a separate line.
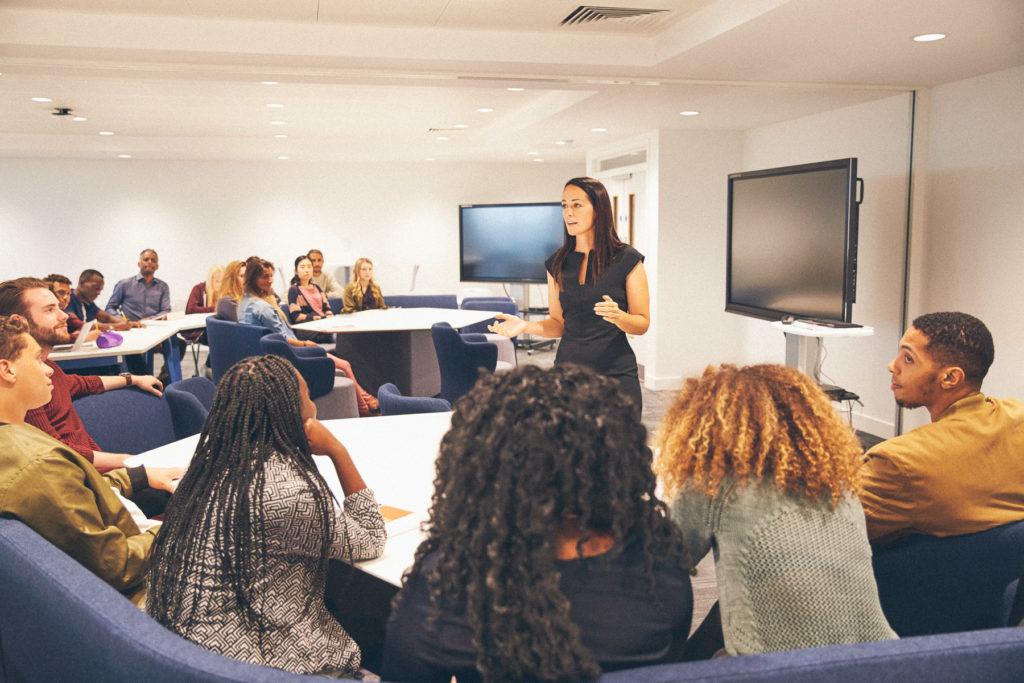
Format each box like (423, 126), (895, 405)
(545, 245), (644, 409)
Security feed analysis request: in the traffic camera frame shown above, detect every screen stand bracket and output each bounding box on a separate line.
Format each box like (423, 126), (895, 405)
(784, 332), (822, 381)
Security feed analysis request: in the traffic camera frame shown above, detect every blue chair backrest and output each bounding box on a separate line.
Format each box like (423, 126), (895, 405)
(460, 297), (520, 335)
(72, 388), (177, 454)
(872, 518), (1024, 636)
(327, 297), (344, 315)
(205, 316), (270, 383)
(163, 379), (213, 439)
(378, 382), (451, 416)
(258, 333), (334, 400)
(384, 294), (457, 309)
(0, 517), (322, 682)
(430, 322), (498, 404)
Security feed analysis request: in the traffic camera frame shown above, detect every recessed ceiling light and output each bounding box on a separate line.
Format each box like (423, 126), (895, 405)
(527, 151), (539, 156)
(913, 33), (947, 42)
(425, 158), (436, 162)
(533, 158), (545, 163)
(270, 121), (286, 125)
(72, 116), (87, 122)
(118, 154), (132, 159)
(98, 131), (114, 136)
(680, 111), (700, 116)
(555, 140), (567, 145)
(591, 127), (607, 132)
(436, 136), (449, 141)
(266, 103), (284, 108)
(31, 97), (52, 103)
(507, 87), (525, 92)
(274, 134), (288, 139)
(261, 80), (279, 85)
(277, 156), (289, 160)
(453, 124), (469, 129)
(477, 107), (494, 113)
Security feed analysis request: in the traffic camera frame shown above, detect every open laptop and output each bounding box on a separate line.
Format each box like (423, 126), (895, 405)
(51, 320), (96, 353)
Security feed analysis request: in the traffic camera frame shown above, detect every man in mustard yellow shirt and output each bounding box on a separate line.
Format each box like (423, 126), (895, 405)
(860, 312), (1024, 545)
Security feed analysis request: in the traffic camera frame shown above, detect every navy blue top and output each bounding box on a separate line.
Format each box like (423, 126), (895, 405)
(382, 539), (692, 682)
(66, 291), (100, 322)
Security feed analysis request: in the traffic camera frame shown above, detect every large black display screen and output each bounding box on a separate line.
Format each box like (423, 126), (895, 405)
(459, 203), (565, 284)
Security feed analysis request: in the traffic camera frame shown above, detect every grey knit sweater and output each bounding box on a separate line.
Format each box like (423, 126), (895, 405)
(670, 478), (896, 654)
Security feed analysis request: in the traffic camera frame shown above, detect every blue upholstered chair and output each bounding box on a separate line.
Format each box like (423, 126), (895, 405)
(163, 377), (215, 439)
(384, 294), (458, 309)
(459, 297), (520, 336)
(327, 297), (344, 315)
(378, 382), (451, 416)
(258, 333), (359, 420)
(872, 519), (1024, 636)
(72, 387), (177, 454)
(430, 322), (504, 405)
(205, 316), (270, 383)
(0, 517), (323, 682)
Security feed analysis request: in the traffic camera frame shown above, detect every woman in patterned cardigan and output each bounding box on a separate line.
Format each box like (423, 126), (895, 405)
(146, 354), (385, 676)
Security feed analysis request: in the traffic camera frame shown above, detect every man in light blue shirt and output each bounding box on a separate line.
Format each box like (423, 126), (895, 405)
(105, 249), (171, 322)
(105, 249), (173, 377)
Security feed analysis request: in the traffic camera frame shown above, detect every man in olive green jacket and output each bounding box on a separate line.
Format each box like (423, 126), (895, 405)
(0, 315), (178, 606)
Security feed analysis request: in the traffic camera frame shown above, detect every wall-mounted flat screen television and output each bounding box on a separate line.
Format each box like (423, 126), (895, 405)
(459, 202), (565, 283)
(726, 157), (862, 324)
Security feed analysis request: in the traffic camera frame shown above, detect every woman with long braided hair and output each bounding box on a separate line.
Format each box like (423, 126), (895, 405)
(146, 354), (385, 676)
(383, 364), (693, 682)
(655, 363), (895, 657)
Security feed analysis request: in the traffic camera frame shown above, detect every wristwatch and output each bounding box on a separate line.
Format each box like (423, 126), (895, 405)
(120, 372), (133, 387)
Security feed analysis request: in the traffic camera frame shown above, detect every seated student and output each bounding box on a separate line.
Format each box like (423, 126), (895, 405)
(860, 311), (1024, 544)
(288, 254), (334, 324)
(239, 258), (379, 416)
(655, 363), (895, 657)
(0, 277), (166, 472)
(0, 315), (181, 607)
(45, 274), (95, 338)
(214, 260), (245, 321)
(308, 248), (344, 298)
(105, 249), (174, 378)
(67, 269), (136, 332)
(341, 257), (388, 314)
(146, 354), (385, 676)
(384, 364), (693, 682)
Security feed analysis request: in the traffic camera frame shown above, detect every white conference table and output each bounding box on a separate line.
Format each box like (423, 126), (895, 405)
(294, 307), (498, 396)
(127, 410), (450, 586)
(50, 312), (210, 383)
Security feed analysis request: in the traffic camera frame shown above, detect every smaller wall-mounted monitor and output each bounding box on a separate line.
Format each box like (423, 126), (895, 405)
(726, 157), (863, 324)
(459, 202), (566, 284)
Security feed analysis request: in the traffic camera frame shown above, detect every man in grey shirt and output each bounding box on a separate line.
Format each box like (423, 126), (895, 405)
(105, 249), (173, 376)
(307, 249), (344, 298)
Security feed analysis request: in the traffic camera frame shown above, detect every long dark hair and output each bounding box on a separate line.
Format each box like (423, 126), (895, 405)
(147, 355), (336, 646)
(290, 254), (313, 287)
(549, 177), (625, 289)
(403, 364), (690, 682)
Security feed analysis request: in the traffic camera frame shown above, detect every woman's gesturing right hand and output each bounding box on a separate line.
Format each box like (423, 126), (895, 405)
(488, 313), (528, 338)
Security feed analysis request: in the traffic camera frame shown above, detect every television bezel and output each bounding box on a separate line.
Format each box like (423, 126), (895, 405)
(725, 157), (860, 324)
(458, 201), (565, 284)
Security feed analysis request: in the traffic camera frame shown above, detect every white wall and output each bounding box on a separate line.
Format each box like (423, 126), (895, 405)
(900, 64), (1024, 431)
(733, 93), (914, 437)
(0, 159), (581, 308)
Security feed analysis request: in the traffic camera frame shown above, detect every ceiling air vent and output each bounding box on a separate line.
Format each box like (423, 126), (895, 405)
(561, 5), (669, 27)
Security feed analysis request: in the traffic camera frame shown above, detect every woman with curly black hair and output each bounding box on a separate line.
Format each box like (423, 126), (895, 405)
(383, 364), (693, 682)
(146, 354), (386, 676)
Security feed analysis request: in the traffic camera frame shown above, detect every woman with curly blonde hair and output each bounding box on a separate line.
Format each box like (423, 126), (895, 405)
(656, 363), (894, 657)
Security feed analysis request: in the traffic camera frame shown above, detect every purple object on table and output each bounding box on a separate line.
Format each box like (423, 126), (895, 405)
(95, 331), (124, 348)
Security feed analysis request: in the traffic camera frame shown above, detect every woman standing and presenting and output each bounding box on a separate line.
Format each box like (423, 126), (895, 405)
(383, 365), (693, 682)
(655, 363), (895, 657)
(147, 354), (385, 676)
(341, 257), (387, 314)
(489, 177), (649, 408)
